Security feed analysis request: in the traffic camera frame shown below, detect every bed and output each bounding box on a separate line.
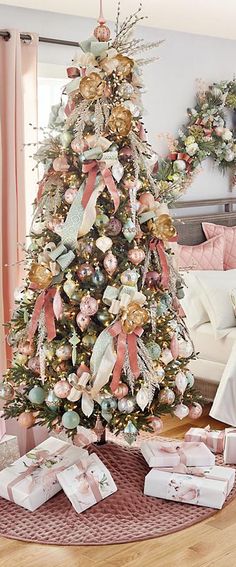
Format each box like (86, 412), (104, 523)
(171, 197), (236, 408)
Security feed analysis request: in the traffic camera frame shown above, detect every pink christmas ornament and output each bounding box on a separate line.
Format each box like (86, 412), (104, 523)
(145, 271), (161, 290)
(27, 356), (40, 375)
(80, 295), (98, 316)
(188, 402), (203, 420)
(103, 251), (118, 276)
(148, 416), (164, 433)
(64, 188), (78, 204)
(56, 344), (72, 360)
(113, 383), (129, 399)
(158, 388), (175, 405)
(119, 146), (133, 161)
(138, 192), (155, 212)
(173, 403), (189, 420)
(19, 342), (34, 356)
(76, 312), (91, 331)
(106, 217), (122, 236)
(71, 137), (88, 154)
(53, 155), (70, 172)
(128, 247), (145, 266)
(77, 263), (94, 281)
(170, 335), (179, 359)
(175, 371), (188, 394)
(54, 379), (71, 399)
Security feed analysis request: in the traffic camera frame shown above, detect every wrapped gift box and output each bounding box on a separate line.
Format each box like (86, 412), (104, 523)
(144, 465), (235, 509)
(224, 428), (236, 464)
(57, 452), (117, 514)
(51, 425), (97, 447)
(0, 411), (6, 441)
(0, 434), (20, 471)
(0, 436), (88, 511)
(184, 426), (225, 454)
(140, 439), (215, 468)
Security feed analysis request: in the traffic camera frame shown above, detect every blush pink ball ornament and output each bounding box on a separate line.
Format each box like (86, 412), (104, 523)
(188, 402), (203, 419)
(56, 344), (72, 361)
(76, 312), (91, 331)
(173, 403), (189, 420)
(148, 416), (164, 433)
(175, 371), (188, 394)
(77, 263), (94, 281)
(138, 192), (155, 212)
(80, 295), (98, 317)
(53, 155), (70, 172)
(54, 379), (71, 399)
(158, 387), (175, 405)
(103, 251), (118, 276)
(106, 218), (122, 236)
(64, 188), (78, 204)
(127, 247), (145, 266)
(71, 137), (88, 154)
(28, 356), (41, 375)
(94, 23), (111, 41)
(113, 383), (129, 399)
(145, 271), (161, 290)
(19, 341), (35, 356)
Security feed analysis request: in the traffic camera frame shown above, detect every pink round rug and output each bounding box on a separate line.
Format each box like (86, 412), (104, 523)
(0, 442), (235, 546)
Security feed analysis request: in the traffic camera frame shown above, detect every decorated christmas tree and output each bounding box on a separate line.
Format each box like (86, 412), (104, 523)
(1, 2), (202, 444)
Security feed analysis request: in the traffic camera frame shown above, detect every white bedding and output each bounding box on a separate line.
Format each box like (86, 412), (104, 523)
(189, 322), (236, 367)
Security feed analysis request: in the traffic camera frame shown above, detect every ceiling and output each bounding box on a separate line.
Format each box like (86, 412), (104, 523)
(1, 0), (236, 41)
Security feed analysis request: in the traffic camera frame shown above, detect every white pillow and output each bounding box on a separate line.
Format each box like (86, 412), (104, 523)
(179, 271), (210, 329)
(195, 270), (236, 338)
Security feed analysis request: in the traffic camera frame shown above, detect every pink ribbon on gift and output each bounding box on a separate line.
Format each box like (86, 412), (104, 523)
(75, 459), (102, 503)
(108, 321), (143, 393)
(186, 425), (225, 453)
(28, 288), (57, 343)
(149, 238), (169, 289)
(7, 445), (69, 503)
(149, 440), (201, 465)
(82, 160), (120, 212)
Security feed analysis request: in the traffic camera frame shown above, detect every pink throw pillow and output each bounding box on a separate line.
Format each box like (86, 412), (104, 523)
(202, 222), (236, 270)
(177, 234), (224, 270)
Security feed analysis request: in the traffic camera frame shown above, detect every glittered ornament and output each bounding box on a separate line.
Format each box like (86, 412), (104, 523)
(64, 187), (78, 204)
(96, 235), (112, 253)
(173, 403), (189, 420)
(108, 105), (132, 137)
(95, 213), (109, 228)
(148, 416), (164, 433)
(62, 410), (80, 429)
(128, 247), (145, 266)
(82, 333), (97, 348)
(123, 421), (137, 445)
(63, 273), (77, 298)
(56, 344), (72, 361)
(120, 269), (139, 286)
(147, 341), (161, 360)
(92, 267), (106, 288)
(158, 387), (175, 405)
(45, 390), (61, 410)
(103, 251), (118, 276)
(28, 263), (53, 289)
(115, 54), (134, 78)
(80, 295), (98, 317)
(178, 339), (193, 358)
(54, 379), (71, 399)
(28, 385), (46, 405)
(123, 218), (136, 242)
(76, 311), (91, 331)
(27, 356), (40, 375)
(18, 411), (35, 428)
(145, 271), (161, 290)
(0, 382), (14, 401)
(94, 23), (111, 41)
(113, 383), (129, 399)
(136, 387), (149, 411)
(117, 81), (134, 99)
(80, 72), (105, 100)
(77, 262), (94, 281)
(175, 371), (188, 394)
(118, 397), (135, 413)
(53, 155), (70, 172)
(188, 402), (203, 419)
(106, 217), (122, 236)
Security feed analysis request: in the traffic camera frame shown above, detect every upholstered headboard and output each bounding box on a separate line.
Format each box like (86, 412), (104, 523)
(171, 197), (236, 245)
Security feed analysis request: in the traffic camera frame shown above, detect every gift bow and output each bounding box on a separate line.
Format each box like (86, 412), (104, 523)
(150, 440), (201, 464)
(28, 288), (57, 343)
(82, 149), (120, 212)
(109, 288), (146, 316)
(168, 152), (193, 171)
(48, 242), (75, 271)
(149, 238), (169, 289)
(75, 458), (102, 503)
(7, 445), (69, 503)
(67, 371), (95, 418)
(108, 321), (143, 393)
(186, 425), (225, 453)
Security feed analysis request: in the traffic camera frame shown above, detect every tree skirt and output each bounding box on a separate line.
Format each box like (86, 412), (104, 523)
(0, 441), (235, 546)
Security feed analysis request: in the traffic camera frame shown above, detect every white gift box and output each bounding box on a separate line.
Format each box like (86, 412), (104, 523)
(0, 436), (88, 511)
(140, 439), (215, 468)
(0, 435), (20, 471)
(224, 428), (236, 464)
(57, 452), (117, 514)
(144, 465), (235, 509)
(51, 425), (97, 447)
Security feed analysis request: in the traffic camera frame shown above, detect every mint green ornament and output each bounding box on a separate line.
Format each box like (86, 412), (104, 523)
(186, 371), (195, 388)
(95, 213), (109, 228)
(60, 131), (73, 148)
(147, 341), (161, 360)
(62, 410), (80, 429)
(45, 390), (60, 410)
(28, 385), (46, 405)
(123, 219), (136, 242)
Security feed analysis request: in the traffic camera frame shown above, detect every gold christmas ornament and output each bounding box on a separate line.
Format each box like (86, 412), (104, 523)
(108, 105), (132, 137)
(121, 301), (149, 334)
(148, 214), (177, 241)
(79, 72), (105, 100)
(115, 54), (134, 78)
(28, 263), (53, 289)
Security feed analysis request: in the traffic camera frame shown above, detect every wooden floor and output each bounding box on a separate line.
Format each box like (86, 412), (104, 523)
(1, 410), (236, 567)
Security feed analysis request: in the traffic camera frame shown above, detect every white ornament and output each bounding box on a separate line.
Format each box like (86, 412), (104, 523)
(160, 348), (173, 365)
(112, 161), (124, 182)
(173, 403), (189, 420)
(186, 143), (199, 156)
(96, 236), (113, 253)
(175, 371), (188, 394)
(136, 387), (149, 411)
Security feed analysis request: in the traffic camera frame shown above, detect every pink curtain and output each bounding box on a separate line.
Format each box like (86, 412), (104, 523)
(0, 30), (48, 454)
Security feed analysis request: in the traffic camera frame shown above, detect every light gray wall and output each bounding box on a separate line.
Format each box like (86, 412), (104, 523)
(1, 3), (236, 204)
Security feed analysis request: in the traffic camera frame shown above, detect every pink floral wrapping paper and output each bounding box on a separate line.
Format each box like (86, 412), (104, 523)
(144, 465), (235, 509)
(224, 428), (236, 464)
(184, 426), (226, 453)
(56, 452), (117, 514)
(140, 439), (215, 468)
(0, 435), (20, 471)
(0, 436), (87, 511)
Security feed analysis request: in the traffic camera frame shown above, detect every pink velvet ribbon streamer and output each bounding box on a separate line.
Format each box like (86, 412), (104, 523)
(108, 321), (143, 393)
(7, 445), (69, 503)
(28, 288), (57, 343)
(75, 459), (102, 503)
(149, 238), (169, 289)
(168, 151), (193, 172)
(82, 160), (120, 212)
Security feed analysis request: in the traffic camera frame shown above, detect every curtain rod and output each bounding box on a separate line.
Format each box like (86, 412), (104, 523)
(0, 30), (80, 47)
